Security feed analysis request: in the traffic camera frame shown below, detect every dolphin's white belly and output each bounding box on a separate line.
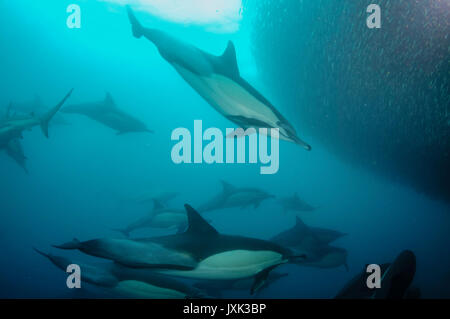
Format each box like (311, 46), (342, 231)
(173, 64), (281, 129)
(111, 280), (186, 299)
(159, 250), (285, 280)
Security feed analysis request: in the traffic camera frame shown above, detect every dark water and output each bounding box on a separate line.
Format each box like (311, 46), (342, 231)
(0, 1), (449, 298)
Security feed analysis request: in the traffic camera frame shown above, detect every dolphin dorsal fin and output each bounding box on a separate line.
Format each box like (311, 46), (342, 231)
(184, 204), (218, 236)
(104, 93), (116, 108)
(221, 41), (240, 77)
(220, 180), (236, 195)
(295, 216), (308, 230)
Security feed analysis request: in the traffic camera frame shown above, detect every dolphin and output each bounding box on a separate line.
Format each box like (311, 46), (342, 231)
(193, 271), (288, 297)
(34, 248), (206, 299)
(62, 93), (153, 135)
(114, 200), (188, 236)
(7, 95), (70, 126)
(278, 193), (316, 213)
(198, 181), (275, 213)
(0, 89), (73, 145)
(335, 250), (417, 299)
(0, 89), (73, 171)
(271, 216), (347, 247)
(126, 6), (311, 150)
(271, 217), (348, 270)
(55, 204), (305, 294)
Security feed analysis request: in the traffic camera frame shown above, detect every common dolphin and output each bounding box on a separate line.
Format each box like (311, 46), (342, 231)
(126, 6), (311, 150)
(0, 89), (73, 171)
(198, 181), (275, 213)
(0, 89), (73, 145)
(271, 217), (348, 270)
(7, 95), (70, 126)
(62, 93), (153, 135)
(278, 193), (316, 213)
(271, 216), (347, 247)
(55, 204), (305, 294)
(34, 248), (206, 299)
(114, 200), (188, 236)
(335, 250), (417, 299)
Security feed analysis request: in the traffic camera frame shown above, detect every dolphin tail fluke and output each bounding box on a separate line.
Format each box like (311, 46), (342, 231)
(53, 238), (81, 250)
(126, 6), (144, 38)
(40, 89), (74, 138)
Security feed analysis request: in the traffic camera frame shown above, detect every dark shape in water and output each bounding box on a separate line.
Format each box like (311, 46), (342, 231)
(197, 180), (275, 212)
(278, 192), (316, 213)
(335, 250), (416, 299)
(63, 92), (154, 135)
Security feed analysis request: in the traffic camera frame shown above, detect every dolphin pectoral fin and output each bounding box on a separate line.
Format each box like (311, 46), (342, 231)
(126, 6), (144, 38)
(251, 265), (279, 295)
(40, 88), (74, 138)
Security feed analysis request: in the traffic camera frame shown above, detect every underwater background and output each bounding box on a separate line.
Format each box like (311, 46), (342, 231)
(1, 0), (449, 298)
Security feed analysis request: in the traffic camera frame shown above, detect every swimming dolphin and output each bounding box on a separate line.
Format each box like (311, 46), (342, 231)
(335, 250), (416, 299)
(193, 271), (288, 297)
(278, 193), (316, 213)
(7, 95), (70, 126)
(0, 89), (73, 170)
(271, 217), (348, 270)
(271, 216), (346, 247)
(34, 248), (206, 299)
(62, 93), (153, 135)
(198, 181), (275, 213)
(0, 89), (73, 146)
(55, 204), (305, 294)
(126, 6), (311, 150)
(114, 200), (188, 236)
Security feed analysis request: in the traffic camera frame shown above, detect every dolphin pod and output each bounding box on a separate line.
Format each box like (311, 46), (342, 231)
(126, 6), (311, 150)
(34, 248), (206, 299)
(54, 204), (306, 295)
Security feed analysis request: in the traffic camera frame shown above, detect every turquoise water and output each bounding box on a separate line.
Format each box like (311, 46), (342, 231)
(0, 0), (449, 298)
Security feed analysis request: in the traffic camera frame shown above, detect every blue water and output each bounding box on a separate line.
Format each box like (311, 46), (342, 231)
(1, 1), (449, 298)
